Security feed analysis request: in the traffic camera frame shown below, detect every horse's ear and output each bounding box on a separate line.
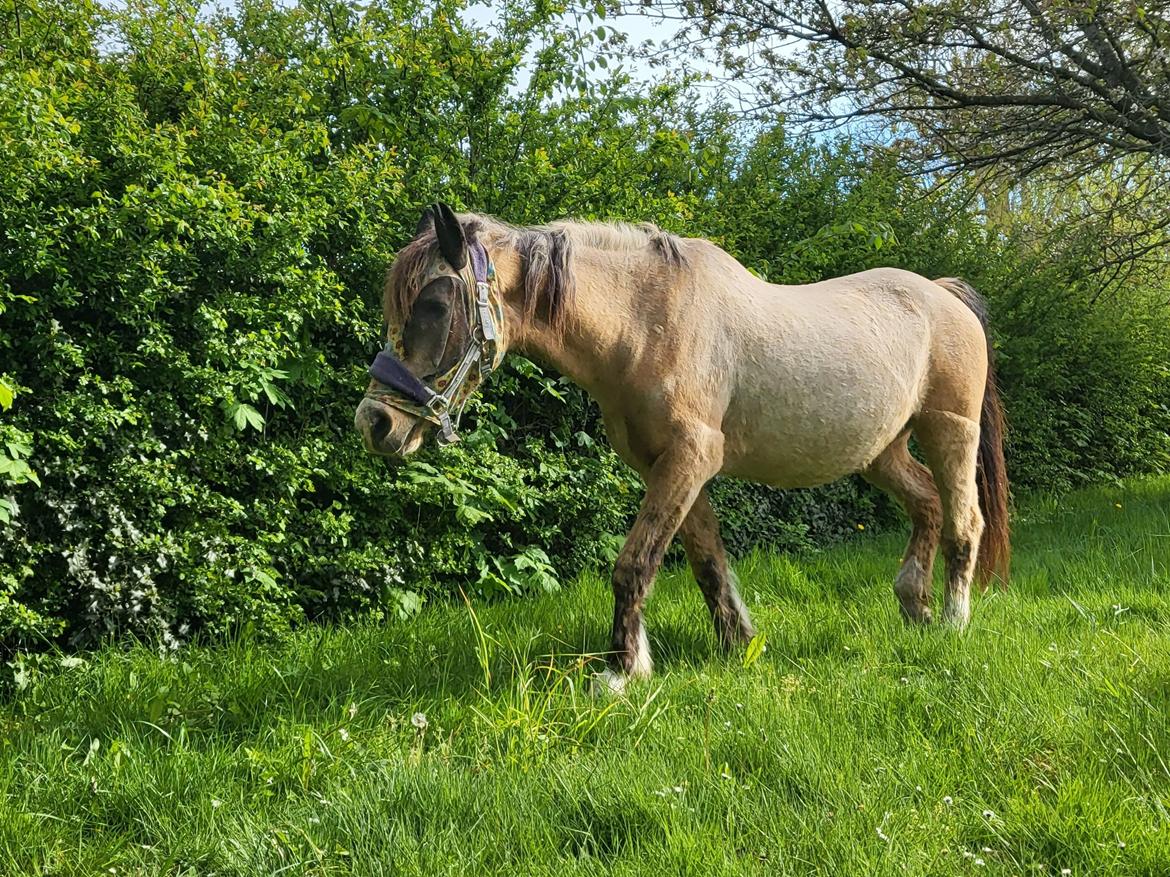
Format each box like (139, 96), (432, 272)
(415, 205), (435, 237)
(433, 201), (467, 271)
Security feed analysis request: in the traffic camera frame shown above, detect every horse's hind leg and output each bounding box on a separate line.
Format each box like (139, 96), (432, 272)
(863, 433), (942, 624)
(680, 488), (756, 649)
(913, 411), (984, 629)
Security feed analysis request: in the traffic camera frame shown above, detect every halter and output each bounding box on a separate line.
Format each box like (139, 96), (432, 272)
(364, 240), (506, 446)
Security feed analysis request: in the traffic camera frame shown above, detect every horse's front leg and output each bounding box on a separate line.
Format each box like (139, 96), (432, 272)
(600, 429), (723, 694)
(680, 488), (756, 649)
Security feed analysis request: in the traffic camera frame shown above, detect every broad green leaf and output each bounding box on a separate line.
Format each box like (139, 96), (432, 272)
(743, 632), (767, 669)
(249, 569), (278, 589)
(456, 504), (493, 526)
(230, 403), (265, 432)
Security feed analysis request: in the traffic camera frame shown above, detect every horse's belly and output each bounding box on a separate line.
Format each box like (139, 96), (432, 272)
(722, 408), (907, 487)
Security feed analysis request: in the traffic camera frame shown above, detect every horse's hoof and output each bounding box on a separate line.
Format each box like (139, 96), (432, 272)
(940, 608), (970, 630)
(718, 625), (757, 652)
(592, 669), (634, 698)
(902, 607), (934, 625)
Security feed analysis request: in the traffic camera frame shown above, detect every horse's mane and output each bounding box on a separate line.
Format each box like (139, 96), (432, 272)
(384, 214), (685, 334)
(550, 219), (686, 268)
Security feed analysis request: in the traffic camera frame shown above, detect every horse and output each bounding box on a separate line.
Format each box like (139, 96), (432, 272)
(355, 202), (1010, 693)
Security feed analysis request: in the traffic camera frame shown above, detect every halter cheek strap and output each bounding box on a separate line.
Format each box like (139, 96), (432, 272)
(364, 241), (505, 446)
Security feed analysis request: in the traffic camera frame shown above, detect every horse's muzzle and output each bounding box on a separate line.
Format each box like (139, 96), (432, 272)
(354, 397), (427, 456)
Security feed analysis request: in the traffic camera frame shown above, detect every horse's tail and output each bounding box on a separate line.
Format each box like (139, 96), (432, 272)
(934, 277), (1011, 589)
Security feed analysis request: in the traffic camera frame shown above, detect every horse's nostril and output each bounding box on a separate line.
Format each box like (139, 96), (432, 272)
(367, 406), (393, 445)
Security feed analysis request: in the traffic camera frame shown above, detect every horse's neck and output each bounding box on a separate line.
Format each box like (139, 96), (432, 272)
(503, 248), (640, 397)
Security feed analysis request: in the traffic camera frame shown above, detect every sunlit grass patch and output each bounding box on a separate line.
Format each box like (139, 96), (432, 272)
(2, 476), (1169, 875)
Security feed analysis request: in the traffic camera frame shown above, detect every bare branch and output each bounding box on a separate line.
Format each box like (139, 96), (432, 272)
(645, 0), (1170, 278)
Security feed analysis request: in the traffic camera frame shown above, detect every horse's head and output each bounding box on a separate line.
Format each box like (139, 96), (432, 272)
(354, 203), (504, 456)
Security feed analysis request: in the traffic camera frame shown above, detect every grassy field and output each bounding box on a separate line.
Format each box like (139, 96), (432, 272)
(2, 478), (1169, 876)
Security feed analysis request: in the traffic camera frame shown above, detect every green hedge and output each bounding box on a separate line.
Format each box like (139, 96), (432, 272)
(1, 0), (1167, 650)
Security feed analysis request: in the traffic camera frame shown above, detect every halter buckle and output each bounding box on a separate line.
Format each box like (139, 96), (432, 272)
(476, 281), (497, 344)
(435, 410), (459, 445)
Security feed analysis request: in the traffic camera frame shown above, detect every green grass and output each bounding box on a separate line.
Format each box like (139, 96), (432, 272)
(3, 478), (1170, 876)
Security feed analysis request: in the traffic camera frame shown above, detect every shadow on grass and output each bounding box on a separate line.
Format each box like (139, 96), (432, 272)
(43, 578), (752, 749)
